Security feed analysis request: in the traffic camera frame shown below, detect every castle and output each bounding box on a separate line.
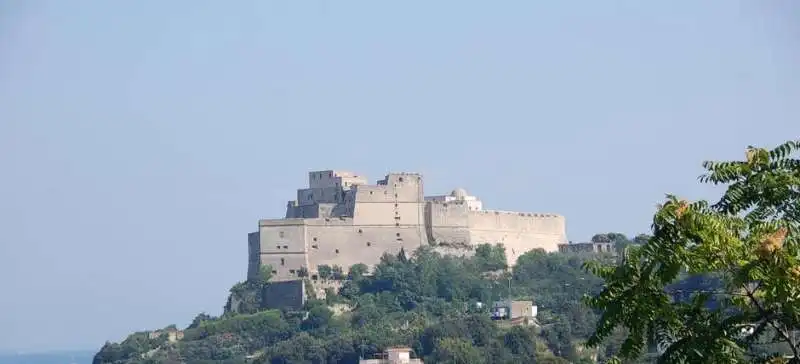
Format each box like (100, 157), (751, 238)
(247, 170), (568, 282)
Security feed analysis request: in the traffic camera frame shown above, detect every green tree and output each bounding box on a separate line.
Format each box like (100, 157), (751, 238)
(348, 263), (369, 279)
(585, 140), (800, 363)
(317, 265), (332, 280)
(474, 243), (508, 271)
(430, 337), (485, 364)
(258, 264), (273, 284)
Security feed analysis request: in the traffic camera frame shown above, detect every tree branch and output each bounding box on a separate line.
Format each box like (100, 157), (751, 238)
(742, 283), (800, 361)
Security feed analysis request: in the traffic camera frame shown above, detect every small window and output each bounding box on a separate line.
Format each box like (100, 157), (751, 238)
(280, 258), (285, 266)
(396, 223), (400, 227)
(313, 237), (318, 242)
(394, 193), (398, 198)
(366, 242), (371, 247)
(396, 233), (400, 237)
(399, 177), (404, 182)
(271, 270), (277, 274)
(358, 229), (363, 234)
(394, 203), (398, 207)
(276, 245), (281, 249)
(311, 274), (318, 280)
(312, 244), (318, 249)
(283, 245), (288, 249)
(370, 191), (374, 195)
(279, 231), (285, 238)
(335, 249), (340, 254)
(289, 269), (295, 274)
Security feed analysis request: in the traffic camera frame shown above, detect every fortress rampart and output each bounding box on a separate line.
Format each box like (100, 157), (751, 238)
(249, 170), (567, 282)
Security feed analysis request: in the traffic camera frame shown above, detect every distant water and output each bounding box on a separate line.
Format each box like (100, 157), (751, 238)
(0, 351), (94, 364)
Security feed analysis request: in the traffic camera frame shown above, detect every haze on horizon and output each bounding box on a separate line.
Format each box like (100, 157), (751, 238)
(1, 0), (798, 353)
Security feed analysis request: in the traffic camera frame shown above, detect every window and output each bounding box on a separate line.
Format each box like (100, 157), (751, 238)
(289, 269), (295, 274)
(279, 231), (285, 238)
(366, 242), (371, 247)
(313, 237), (318, 242)
(283, 245), (288, 249)
(280, 258), (285, 266)
(276, 245), (281, 249)
(358, 229), (363, 234)
(396, 233), (401, 237)
(399, 177), (404, 182)
(312, 244), (318, 249)
(335, 249), (340, 254)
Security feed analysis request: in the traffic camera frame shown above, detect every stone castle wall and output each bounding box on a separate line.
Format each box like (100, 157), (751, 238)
(248, 170), (567, 282)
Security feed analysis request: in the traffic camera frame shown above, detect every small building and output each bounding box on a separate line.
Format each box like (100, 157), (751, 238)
(558, 241), (615, 255)
(359, 347), (423, 364)
(147, 327), (184, 342)
(491, 300), (537, 321)
(166, 327), (184, 342)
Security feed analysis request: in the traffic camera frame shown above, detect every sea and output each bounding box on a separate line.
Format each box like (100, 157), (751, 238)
(0, 351), (94, 364)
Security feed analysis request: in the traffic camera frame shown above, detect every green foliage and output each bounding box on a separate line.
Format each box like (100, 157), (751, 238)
(92, 332), (167, 364)
(257, 264), (273, 284)
(96, 243), (622, 363)
(225, 281), (265, 315)
(317, 264), (333, 280)
(585, 140), (800, 363)
(474, 243), (509, 271)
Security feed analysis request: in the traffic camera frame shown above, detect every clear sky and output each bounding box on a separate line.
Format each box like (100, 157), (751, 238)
(1, 0), (798, 353)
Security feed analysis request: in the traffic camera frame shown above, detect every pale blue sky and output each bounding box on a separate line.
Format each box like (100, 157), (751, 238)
(1, 0), (798, 352)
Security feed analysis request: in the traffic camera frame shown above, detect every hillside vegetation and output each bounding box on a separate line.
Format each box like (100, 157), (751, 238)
(94, 240), (635, 364)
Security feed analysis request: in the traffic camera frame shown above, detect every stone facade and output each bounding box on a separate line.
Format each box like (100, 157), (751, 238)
(248, 170), (568, 282)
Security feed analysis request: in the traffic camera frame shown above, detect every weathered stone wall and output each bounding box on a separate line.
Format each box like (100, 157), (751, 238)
(426, 201), (472, 246)
(425, 201), (566, 265)
(258, 219), (309, 281)
(249, 170), (568, 284)
(247, 232), (261, 280)
(467, 210), (566, 265)
(262, 280), (306, 311)
(305, 223), (425, 275)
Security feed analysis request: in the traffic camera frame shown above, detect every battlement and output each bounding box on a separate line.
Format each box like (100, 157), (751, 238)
(472, 210), (563, 219)
(377, 172), (422, 185)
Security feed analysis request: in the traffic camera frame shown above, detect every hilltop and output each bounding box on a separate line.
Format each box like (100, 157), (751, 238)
(93, 235), (643, 364)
